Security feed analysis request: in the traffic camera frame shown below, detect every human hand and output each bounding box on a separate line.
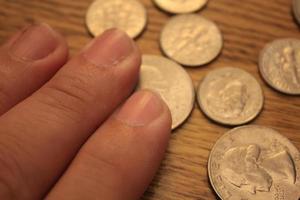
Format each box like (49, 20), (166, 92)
(0, 23), (171, 199)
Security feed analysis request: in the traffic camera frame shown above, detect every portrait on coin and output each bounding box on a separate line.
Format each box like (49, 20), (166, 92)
(274, 46), (300, 87)
(207, 79), (249, 119)
(220, 144), (296, 194)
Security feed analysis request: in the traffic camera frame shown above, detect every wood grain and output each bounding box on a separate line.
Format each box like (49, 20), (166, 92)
(0, 0), (300, 199)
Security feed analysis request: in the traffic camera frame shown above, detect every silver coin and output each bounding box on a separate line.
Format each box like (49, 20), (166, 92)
(86, 0), (147, 38)
(259, 38), (300, 95)
(293, 0), (300, 24)
(197, 67), (264, 126)
(137, 55), (195, 129)
(160, 14), (223, 67)
(208, 125), (300, 200)
(153, 0), (208, 14)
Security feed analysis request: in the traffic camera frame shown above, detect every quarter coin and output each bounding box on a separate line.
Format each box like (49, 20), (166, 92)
(160, 14), (223, 67)
(86, 0), (147, 38)
(137, 55), (195, 130)
(153, 0), (208, 14)
(197, 67), (263, 126)
(208, 125), (300, 200)
(259, 38), (300, 95)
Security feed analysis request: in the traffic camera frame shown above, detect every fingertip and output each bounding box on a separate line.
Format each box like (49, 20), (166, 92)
(22, 23), (69, 80)
(115, 90), (164, 125)
(0, 23), (69, 114)
(3, 24), (63, 61)
(46, 91), (172, 200)
(32, 23), (69, 64)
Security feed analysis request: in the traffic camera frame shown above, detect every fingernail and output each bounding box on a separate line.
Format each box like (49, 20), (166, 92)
(10, 23), (59, 61)
(116, 91), (164, 126)
(83, 29), (134, 67)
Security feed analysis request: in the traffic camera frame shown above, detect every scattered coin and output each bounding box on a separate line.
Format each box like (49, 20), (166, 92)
(208, 125), (300, 200)
(293, 0), (300, 24)
(160, 14), (223, 67)
(137, 55), (195, 129)
(259, 38), (300, 95)
(86, 0), (147, 38)
(197, 67), (264, 126)
(153, 0), (208, 14)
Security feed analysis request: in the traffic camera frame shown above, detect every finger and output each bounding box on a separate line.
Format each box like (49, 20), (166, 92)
(0, 29), (140, 199)
(47, 91), (172, 200)
(0, 23), (68, 114)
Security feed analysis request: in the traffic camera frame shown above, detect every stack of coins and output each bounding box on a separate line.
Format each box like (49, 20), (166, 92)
(85, 0), (300, 199)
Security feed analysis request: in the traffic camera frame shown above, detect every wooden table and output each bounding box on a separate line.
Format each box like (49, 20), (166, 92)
(0, 0), (299, 199)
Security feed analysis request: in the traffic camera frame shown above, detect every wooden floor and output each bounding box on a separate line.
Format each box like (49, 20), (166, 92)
(0, 0), (299, 199)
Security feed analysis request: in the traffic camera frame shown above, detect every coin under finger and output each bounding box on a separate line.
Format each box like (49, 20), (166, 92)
(86, 0), (147, 38)
(259, 38), (300, 95)
(137, 55), (195, 130)
(153, 0), (208, 14)
(160, 14), (222, 67)
(208, 125), (300, 200)
(197, 67), (264, 126)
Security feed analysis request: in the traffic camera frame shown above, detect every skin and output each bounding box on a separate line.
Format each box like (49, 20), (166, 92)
(0, 23), (171, 200)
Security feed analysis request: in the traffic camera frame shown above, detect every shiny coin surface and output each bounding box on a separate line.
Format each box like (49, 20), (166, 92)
(137, 55), (195, 129)
(208, 125), (300, 200)
(160, 14), (223, 67)
(86, 0), (147, 38)
(197, 67), (263, 126)
(153, 0), (208, 14)
(259, 39), (300, 95)
(293, 0), (300, 24)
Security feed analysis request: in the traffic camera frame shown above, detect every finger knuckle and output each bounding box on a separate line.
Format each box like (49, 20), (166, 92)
(80, 148), (127, 187)
(38, 73), (94, 118)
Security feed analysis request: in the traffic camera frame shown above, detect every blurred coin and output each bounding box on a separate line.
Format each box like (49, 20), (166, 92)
(208, 125), (300, 200)
(160, 14), (223, 67)
(137, 55), (195, 129)
(86, 0), (147, 38)
(293, 0), (300, 24)
(197, 67), (263, 126)
(153, 0), (208, 14)
(259, 39), (300, 95)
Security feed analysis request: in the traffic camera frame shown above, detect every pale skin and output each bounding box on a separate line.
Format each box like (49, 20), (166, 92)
(0, 23), (171, 199)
